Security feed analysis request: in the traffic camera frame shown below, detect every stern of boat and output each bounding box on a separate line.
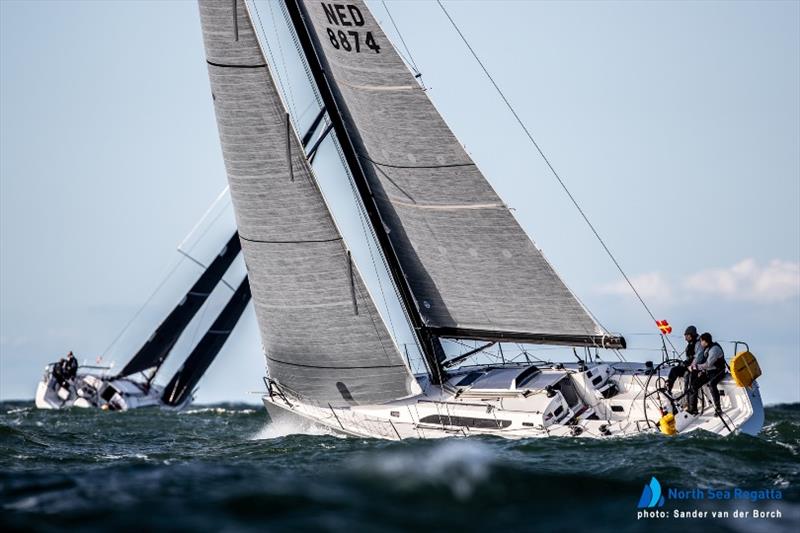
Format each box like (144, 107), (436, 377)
(34, 378), (56, 409)
(736, 381), (764, 436)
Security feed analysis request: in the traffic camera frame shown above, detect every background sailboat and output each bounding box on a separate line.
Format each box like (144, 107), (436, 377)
(35, 231), (250, 411)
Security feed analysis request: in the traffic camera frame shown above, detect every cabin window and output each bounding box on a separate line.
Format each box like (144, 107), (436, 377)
(611, 405), (624, 412)
(455, 372), (484, 387)
(553, 377), (581, 407)
(101, 385), (119, 402)
(418, 414), (511, 429)
(515, 366), (541, 388)
(553, 405), (564, 418)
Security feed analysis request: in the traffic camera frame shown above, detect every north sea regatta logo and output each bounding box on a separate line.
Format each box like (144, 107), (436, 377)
(637, 477), (665, 508)
(635, 477), (783, 521)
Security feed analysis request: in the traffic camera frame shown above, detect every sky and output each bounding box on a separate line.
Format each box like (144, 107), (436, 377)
(1, 0), (798, 405)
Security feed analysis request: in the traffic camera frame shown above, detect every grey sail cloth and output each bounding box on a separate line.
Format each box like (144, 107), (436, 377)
(299, 0), (606, 340)
(198, 0), (414, 405)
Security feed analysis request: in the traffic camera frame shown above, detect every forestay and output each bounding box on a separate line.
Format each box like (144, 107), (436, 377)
(296, 0), (618, 346)
(198, 0), (416, 404)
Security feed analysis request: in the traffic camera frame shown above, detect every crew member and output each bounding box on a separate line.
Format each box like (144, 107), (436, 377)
(51, 356), (66, 388)
(666, 325), (701, 396)
(62, 351), (78, 382)
(688, 333), (726, 415)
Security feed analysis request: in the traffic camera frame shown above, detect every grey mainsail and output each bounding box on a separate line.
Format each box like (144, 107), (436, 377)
(198, 0), (415, 404)
(290, 0), (622, 348)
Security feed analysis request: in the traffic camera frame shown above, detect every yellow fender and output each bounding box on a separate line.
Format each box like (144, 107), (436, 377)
(659, 413), (677, 435)
(730, 351), (762, 388)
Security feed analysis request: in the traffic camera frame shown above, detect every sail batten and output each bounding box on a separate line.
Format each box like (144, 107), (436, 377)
(198, 0), (415, 405)
(293, 0), (617, 347)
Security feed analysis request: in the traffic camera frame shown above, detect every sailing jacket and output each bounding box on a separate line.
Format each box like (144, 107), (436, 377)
(62, 357), (78, 380)
(697, 343), (725, 372)
(693, 342), (708, 367)
(684, 339), (701, 365)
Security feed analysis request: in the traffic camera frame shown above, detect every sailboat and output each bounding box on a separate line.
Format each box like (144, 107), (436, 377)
(198, 0), (764, 438)
(35, 232), (251, 411)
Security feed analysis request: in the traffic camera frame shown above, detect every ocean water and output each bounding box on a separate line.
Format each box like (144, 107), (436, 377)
(1, 402), (797, 532)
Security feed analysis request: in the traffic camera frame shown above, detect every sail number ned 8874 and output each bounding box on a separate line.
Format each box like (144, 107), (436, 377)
(321, 3), (380, 54)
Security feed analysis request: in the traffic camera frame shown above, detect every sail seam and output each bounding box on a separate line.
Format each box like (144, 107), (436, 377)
(388, 198), (505, 211)
(239, 235), (342, 244)
(359, 153), (475, 169)
(206, 60), (267, 68)
(338, 80), (416, 91)
(267, 356), (406, 370)
(258, 301), (354, 310)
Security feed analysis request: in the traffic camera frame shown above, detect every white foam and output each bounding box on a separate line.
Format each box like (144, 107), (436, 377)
(98, 453), (149, 461)
(184, 407), (257, 416)
(353, 440), (495, 499)
(250, 414), (338, 440)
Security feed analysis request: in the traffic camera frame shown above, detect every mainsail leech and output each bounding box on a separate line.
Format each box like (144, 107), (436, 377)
(198, 0), (416, 405)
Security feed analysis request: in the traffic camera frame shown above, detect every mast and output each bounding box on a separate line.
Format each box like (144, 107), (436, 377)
(283, 0), (445, 383)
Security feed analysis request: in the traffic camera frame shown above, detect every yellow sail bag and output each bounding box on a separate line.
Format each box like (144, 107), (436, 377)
(730, 351), (762, 388)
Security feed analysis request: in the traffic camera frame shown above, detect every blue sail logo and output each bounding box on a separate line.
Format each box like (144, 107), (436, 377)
(637, 477), (665, 508)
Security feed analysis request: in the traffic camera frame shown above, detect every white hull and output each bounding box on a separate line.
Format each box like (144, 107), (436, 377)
(34, 365), (188, 411)
(262, 361), (764, 440)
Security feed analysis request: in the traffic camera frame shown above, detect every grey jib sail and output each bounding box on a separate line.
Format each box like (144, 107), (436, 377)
(162, 276), (251, 407)
(198, 0), (415, 404)
(116, 232), (241, 378)
(292, 0), (623, 348)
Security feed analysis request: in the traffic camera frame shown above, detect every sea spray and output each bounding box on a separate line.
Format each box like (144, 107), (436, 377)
(350, 439), (495, 499)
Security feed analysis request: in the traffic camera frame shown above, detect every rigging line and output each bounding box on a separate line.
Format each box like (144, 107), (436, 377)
(184, 285), (214, 366)
(176, 250), (236, 292)
(100, 256), (186, 358)
(105, 187), (233, 361)
(267, 0), (300, 120)
(436, 1), (677, 354)
(177, 249), (208, 270)
(295, 99), (317, 130)
(278, 0), (324, 109)
(251, 1), (295, 119)
(178, 187), (230, 253)
(380, 1), (421, 76)
(336, 133), (402, 348)
(322, 118), (409, 352)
